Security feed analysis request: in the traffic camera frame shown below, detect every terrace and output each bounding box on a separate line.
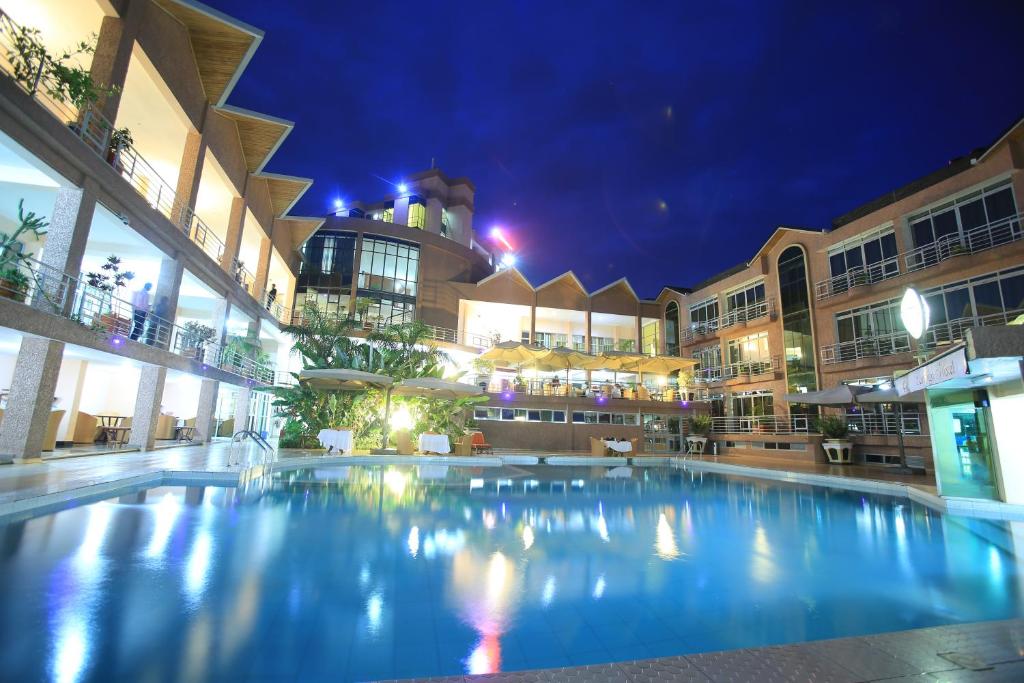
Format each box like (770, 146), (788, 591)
(680, 297), (775, 344)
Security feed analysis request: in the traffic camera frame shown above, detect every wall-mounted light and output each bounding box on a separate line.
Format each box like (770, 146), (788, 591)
(397, 182), (409, 194)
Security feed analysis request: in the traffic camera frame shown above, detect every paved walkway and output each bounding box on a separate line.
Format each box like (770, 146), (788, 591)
(387, 618), (1024, 682)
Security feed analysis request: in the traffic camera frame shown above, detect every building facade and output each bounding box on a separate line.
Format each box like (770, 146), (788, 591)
(0, 0), (316, 459)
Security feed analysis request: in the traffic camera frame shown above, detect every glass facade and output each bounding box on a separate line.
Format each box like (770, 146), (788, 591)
(730, 390), (774, 417)
(828, 229), (899, 280)
(407, 200), (426, 229)
(688, 297), (719, 331)
(725, 280), (765, 312)
(927, 389), (1000, 500)
(726, 331), (771, 373)
(641, 320), (659, 356)
(298, 231), (357, 289)
(665, 302), (680, 355)
(777, 246), (818, 395)
(910, 180), (1018, 253)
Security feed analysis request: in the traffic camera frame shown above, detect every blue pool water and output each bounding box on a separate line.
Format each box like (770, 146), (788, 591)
(1, 465), (1022, 682)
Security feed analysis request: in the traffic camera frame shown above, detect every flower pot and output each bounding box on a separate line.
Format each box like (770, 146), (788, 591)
(822, 439), (853, 464)
(0, 278), (27, 303)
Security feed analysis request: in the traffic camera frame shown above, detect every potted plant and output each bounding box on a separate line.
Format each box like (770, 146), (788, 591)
(85, 255), (134, 331)
(816, 414), (853, 464)
(0, 199), (49, 303)
(355, 297), (373, 329)
(686, 414), (712, 455)
(180, 321), (216, 361)
(471, 357), (495, 392)
(0, 267), (30, 302)
(513, 374), (526, 393)
(107, 127), (133, 170)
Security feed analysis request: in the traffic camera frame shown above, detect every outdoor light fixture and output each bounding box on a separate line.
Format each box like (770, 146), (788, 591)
(397, 182), (408, 194)
(111, 336), (124, 346)
(900, 288), (930, 340)
(490, 227), (514, 251)
(500, 252), (517, 268)
(596, 395), (607, 405)
(501, 390), (513, 400)
(392, 406), (413, 431)
(333, 198), (344, 210)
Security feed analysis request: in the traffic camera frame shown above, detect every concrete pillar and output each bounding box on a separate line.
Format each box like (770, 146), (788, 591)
(211, 298), (230, 346)
(89, 2), (144, 123)
(349, 233), (363, 319)
(447, 205), (472, 247)
(393, 196), (410, 227)
(63, 360), (89, 443)
(0, 338), (64, 461)
(425, 197), (443, 236)
(33, 185), (96, 316)
(219, 198), (247, 273)
(127, 365), (167, 450)
(195, 379), (219, 443)
(253, 237), (272, 301)
(529, 300), (537, 343)
(171, 130), (206, 227)
(234, 386), (252, 434)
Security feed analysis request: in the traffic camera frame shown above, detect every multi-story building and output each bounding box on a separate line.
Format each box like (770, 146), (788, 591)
(0, 0), (317, 460)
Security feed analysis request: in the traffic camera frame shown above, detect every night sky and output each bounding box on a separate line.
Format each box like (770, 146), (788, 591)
(211, 0), (1024, 298)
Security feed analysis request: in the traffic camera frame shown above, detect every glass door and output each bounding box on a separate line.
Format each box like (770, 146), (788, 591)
(928, 389), (1000, 500)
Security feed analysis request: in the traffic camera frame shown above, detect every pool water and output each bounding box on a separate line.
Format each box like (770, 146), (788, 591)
(1, 465), (1022, 682)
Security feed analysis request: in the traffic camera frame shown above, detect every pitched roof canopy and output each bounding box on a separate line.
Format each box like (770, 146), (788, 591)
(255, 172), (313, 217)
(216, 105), (293, 174)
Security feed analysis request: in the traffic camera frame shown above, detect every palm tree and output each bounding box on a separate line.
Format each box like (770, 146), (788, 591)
(282, 301), (368, 369)
(367, 321), (450, 380)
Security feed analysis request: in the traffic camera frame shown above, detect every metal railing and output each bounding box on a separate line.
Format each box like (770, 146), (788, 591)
(681, 320), (719, 344)
(821, 332), (911, 365)
(180, 206), (226, 263)
(709, 415), (812, 434)
(692, 366), (723, 383)
(719, 298), (775, 329)
(821, 307), (1024, 365)
(846, 412), (924, 436)
(0, 256), (274, 384)
(483, 378), (691, 402)
(904, 211), (1024, 273)
(723, 356), (780, 379)
(233, 263), (255, 294)
(815, 256), (901, 300)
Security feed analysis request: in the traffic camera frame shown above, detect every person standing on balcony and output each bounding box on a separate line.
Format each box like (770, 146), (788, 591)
(130, 282), (152, 341)
(266, 284), (277, 310)
(145, 295), (171, 346)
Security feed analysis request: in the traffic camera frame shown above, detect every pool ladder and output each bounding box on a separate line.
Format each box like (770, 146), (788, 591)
(230, 430), (275, 468)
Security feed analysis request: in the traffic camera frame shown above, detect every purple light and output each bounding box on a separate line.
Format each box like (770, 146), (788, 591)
(596, 395), (607, 405)
(111, 336), (123, 346)
(501, 391), (514, 401)
(680, 400), (689, 407)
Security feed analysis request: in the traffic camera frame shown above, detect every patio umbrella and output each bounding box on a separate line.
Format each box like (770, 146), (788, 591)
(530, 346), (601, 385)
(298, 368), (394, 391)
(624, 355), (699, 384)
(477, 340), (547, 367)
(591, 349), (647, 383)
(393, 377), (484, 400)
(856, 387), (924, 403)
(783, 384), (867, 406)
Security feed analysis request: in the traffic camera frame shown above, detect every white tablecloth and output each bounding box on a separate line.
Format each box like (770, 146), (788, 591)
(317, 429), (353, 454)
(418, 433), (451, 454)
(603, 439), (633, 453)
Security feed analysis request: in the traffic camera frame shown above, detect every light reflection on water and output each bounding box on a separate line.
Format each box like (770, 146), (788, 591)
(1, 465), (1024, 682)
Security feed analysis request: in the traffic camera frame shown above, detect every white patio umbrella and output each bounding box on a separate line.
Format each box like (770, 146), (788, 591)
(393, 377), (484, 399)
(783, 384), (867, 406)
(298, 368), (394, 391)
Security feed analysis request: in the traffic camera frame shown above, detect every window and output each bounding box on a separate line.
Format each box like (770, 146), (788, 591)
(909, 180), (1019, 254)
(692, 344), (722, 381)
(590, 336), (614, 353)
(828, 228), (899, 283)
(834, 300), (902, 344)
(726, 332), (771, 375)
(298, 231), (357, 290)
(358, 237), (419, 297)
(440, 210), (450, 238)
(572, 334), (586, 351)
(665, 302), (680, 355)
(641, 321), (659, 356)
(320, 236), (337, 274)
(571, 411), (640, 425)
(407, 201), (426, 229)
(725, 281), (766, 313)
(731, 391), (773, 417)
(535, 331), (568, 348)
(476, 407), (567, 423)
(689, 297), (719, 330)
(777, 246), (818, 394)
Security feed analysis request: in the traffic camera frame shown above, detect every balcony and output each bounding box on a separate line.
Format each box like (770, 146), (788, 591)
(483, 378), (689, 403)
(709, 415), (812, 435)
(0, 256), (274, 384)
(846, 412), (924, 436)
(681, 299), (774, 344)
(0, 11), (253, 306)
(904, 211), (1024, 273)
(723, 356), (781, 380)
(692, 366), (723, 383)
(820, 332), (910, 365)
(814, 256), (901, 301)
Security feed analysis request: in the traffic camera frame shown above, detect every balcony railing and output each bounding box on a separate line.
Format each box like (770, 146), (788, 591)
(924, 308), (1024, 347)
(0, 11), (257, 304)
(846, 412), (924, 436)
(482, 378), (691, 403)
(814, 256), (901, 300)
(709, 415), (812, 435)
(681, 299), (774, 344)
(692, 366), (723, 383)
(820, 332), (911, 365)
(904, 211), (1024, 273)
(723, 356), (780, 380)
(0, 256), (274, 384)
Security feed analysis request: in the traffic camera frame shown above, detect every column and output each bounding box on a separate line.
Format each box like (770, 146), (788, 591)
(253, 238), (272, 303)
(0, 338), (64, 461)
(171, 130), (206, 227)
(425, 197), (443, 235)
(34, 186), (97, 316)
(635, 307), (643, 354)
(529, 301), (537, 343)
(392, 196), (410, 227)
(348, 233), (363, 319)
(63, 360), (89, 443)
(219, 197), (246, 273)
(234, 386), (251, 435)
(89, 2), (144, 123)
(195, 378), (219, 443)
(127, 365), (167, 450)
(152, 257), (183, 349)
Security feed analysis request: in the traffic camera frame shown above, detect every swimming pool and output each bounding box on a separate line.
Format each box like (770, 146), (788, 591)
(0, 464), (1021, 681)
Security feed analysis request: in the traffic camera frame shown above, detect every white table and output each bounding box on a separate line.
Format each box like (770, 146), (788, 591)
(418, 433), (451, 454)
(603, 439), (633, 454)
(317, 429), (353, 454)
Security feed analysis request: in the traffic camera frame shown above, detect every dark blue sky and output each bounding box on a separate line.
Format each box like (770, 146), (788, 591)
(211, 0), (1024, 298)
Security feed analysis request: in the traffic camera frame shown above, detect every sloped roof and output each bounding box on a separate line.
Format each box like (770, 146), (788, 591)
(216, 105), (293, 174)
(535, 271), (587, 293)
(590, 277), (639, 300)
(254, 172), (313, 217)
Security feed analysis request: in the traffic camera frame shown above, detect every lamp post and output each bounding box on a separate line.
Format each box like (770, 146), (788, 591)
(894, 287), (929, 475)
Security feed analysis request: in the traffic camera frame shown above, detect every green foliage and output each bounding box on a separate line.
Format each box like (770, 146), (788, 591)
(688, 414), (712, 436)
(180, 321), (216, 348)
(616, 339), (635, 352)
(85, 255), (134, 293)
(471, 357), (495, 375)
(6, 26), (117, 109)
(109, 127), (133, 151)
(0, 199), (49, 270)
(412, 395), (489, 442)
(225, 334), (271, 365)
(282, 300), (367, 369)
(815, 414), (849, 440)
(368, 321), (450, 380)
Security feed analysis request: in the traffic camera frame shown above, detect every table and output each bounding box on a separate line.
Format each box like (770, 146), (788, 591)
(174, 425), (196, 442)
(603, 439), (632, 454)
(317, 429), (353, 454)
(102, 426), (131, 447)
(96, 415), (125, 427)
(418, 433), (451, 455)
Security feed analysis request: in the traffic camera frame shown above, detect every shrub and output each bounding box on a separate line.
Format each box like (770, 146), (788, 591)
(688, 414), (712, 436)
(815, 415), (849, 440)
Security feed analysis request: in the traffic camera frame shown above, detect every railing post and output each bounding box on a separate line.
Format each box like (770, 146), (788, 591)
(30, 55), (46, 95)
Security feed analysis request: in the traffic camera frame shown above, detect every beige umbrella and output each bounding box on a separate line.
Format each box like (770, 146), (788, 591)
(393, 377), (484, 399)
(298, 368), (394, 390)
(591, 349), (647, 383)
(477, 340), (547, 367)
(624, 355), (699, 383)
(529, 346), (601, 386)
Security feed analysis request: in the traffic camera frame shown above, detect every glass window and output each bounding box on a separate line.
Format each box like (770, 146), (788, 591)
(909, 180), (1018, 249)
(944, 288), (973, 321)
(1000, 274), (1024, 311)
(407, 202), (426, 229)
(777, 246), (818, 393)
(985, 188), (1015, 222)
(358, 237), (420, 298)
(973, 281), (1003, 317)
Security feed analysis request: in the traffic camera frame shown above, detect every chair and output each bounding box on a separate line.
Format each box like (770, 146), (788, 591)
(395, 429), (414, 455)
(590, 436), (609, 456)
(217, 418), (234, 437)
(155, 414), (176, 440)
(637, 386), (651, 401)
(72, 411), (102, 444)
(470, 431), (493, 454)
(454, 436), (473, 456)
(630, 437), (643, 455)
(42, 410), (66, 451)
